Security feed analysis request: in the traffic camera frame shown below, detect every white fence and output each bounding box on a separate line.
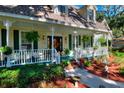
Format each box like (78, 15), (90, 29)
(0, 49), (60, 67)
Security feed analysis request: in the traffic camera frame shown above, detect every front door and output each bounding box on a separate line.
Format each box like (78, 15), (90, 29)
(47, 36), (63, 52)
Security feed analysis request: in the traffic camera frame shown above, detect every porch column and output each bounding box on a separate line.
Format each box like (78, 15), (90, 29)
(3, 20), (12, 46)
(51, 26), (55, 63)
(106, 33), (109, 55)
(0, 30), (1, 46)
(73, 31), (77, 61)
(74, 31), (77, 50)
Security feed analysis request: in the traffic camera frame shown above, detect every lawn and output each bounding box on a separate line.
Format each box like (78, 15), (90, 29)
(0, 64), (64, 88)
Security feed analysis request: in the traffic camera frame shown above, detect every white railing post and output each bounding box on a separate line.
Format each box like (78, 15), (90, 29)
(6, 55), (11, 67)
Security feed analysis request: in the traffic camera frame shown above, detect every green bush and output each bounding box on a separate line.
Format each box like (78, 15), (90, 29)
(61, 60), (70, 67)
(84, 61), (92, 67)
(119, 68), (124, 75)
(49, 65), (64, 79)
(0, 64), (64, 88)
(114, 50), (124, 57)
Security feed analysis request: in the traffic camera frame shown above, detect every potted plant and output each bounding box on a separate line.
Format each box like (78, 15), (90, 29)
(64, 48), (70, 55)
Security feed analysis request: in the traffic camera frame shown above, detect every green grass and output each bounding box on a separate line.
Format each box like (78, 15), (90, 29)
(0, 64), (64, 88)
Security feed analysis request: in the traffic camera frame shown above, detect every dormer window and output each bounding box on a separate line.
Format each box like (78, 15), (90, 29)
(58, 5), (66, 13)
(88, 9), (94, 20)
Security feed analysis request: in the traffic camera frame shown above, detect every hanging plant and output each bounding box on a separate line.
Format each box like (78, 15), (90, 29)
(82, 35), (91, 42)
(98, 36), (106, 46)
(26, 31), (40, 42)
(0, 46), (12, 55)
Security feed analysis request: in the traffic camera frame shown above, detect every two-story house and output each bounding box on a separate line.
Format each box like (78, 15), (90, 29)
(0, 5), (112, 67)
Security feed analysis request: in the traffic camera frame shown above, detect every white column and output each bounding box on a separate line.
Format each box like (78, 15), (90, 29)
(73, 31), (77, 61)
(0, 30), (1, 46)
(3, 20), (12, 68)
(74, 31), (77, 50)
(51, 26), (55, 63)
(3, 20), (12, 46)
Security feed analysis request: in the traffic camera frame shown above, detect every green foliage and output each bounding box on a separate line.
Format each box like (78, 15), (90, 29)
(82, 35), (91, 42)
(84, 61), (92, 67)
(93, 45), (98, 50)
(26, 31), (40, 42)
(98, 37), (106, 46)
(96, 12), (104, 22)
(114, 51), (124, 57)
(49, 65), (64, 79)
(61, 60), (70, 67)
(119, 68), (124, 75)
(0, 46), (12, 55)
(0, 64), (64, 88)
(64, 48), (70, 55)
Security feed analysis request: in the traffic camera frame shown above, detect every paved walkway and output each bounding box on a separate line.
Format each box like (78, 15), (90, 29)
(64, 68), (124, 88)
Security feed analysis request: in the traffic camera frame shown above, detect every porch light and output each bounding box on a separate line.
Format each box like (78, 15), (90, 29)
(73, 31), (77, 34)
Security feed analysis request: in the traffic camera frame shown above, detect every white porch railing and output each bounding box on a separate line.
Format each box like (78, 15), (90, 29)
(0, 49), (60, 67)
(74, 47), (108, 59)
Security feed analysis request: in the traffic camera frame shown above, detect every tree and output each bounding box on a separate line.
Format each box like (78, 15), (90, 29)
(97, 5), (124, 38)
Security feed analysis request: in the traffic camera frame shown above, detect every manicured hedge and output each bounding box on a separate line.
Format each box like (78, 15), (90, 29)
(0, 64), (64, 88)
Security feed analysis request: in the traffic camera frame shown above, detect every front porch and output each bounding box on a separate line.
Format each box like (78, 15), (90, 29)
(0, 46), (108, 68)
(0, 16), (110, 68)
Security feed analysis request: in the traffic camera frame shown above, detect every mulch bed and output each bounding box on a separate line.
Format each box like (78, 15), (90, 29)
(84, 62), (124, 82)
(29, 79), (89, 88)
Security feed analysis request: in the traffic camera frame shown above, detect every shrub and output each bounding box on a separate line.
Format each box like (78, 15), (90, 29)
(61, 60), (70, 67)
(49, 65), (64, 79)
(119, 68), (124, 75)
(0, 64), (64, 88)
(84, 61), (92, 67)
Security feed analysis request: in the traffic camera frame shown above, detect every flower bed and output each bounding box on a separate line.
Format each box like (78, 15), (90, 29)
(84, 62), (124, 82)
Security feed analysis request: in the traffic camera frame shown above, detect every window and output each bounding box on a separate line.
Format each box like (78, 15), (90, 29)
(88, 9), (94, 20)
(21, 32), (33, 50)
(58, 5), (66, 13)
(72, 36), (79, 49)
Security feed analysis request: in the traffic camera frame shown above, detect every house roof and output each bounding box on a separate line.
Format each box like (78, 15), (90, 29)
(0, 5), (110, 32)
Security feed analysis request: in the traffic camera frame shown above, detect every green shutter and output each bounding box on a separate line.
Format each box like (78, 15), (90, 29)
(33, 32), (38, 49)
(69, 34), (72, 50)
(91, 36), (93, 47)
(14, 30), (19, 50)
(79, 35), (81, 46)
(83, 36), (85, 48)
(1, 29), (7, 46)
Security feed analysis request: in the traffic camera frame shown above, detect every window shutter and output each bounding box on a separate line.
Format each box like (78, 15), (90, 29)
(79, 35), (81, 46)
(91, 36), (93, 47)
(1, 29), (7, 46)
(14, 30), (19, 50)
(33, 32), (38, 49)
(83, 36), (85, 48)
(69, 34), (72, 50)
